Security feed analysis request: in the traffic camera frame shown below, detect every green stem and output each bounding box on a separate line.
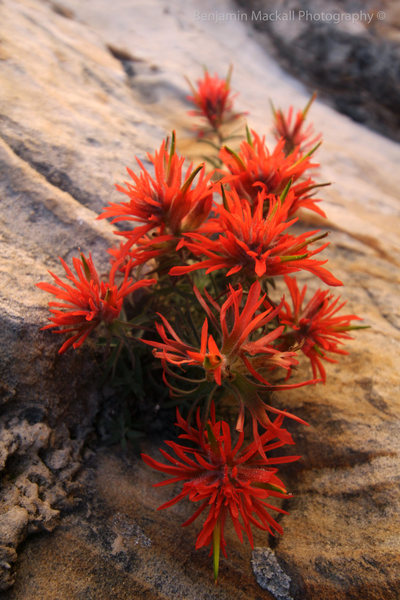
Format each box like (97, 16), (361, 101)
(202, 384), (218, 427)
(213, 519), (221, 584)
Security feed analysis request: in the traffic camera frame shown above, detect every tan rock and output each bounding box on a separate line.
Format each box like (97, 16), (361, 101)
(0, 0), (399, 597)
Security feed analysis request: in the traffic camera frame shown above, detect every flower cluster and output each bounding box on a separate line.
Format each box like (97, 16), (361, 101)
(36, 69), (364, 582)
(142, 280), (311, 453)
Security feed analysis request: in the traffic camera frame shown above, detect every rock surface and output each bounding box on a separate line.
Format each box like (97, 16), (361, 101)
(0, 0), (399, 598)
(235, 0), (400, 141)
(252, 548), (294, 600)
(2, 450), (283, 600)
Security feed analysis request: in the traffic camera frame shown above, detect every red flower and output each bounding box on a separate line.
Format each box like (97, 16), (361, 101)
(144, 281), (295, 387)
(98, 133), (213, 245)
(146, 313), (223, 383)
(36, 253), (155, 353)
(187, 66), (242, 133)
(142, 406), (299, 581)
(271, 93), (321, 155)
(219, 131), (326, 217)
(170, 189), (342, 286)
(142, 281), (311, 449)
(279, 275), (362, 381)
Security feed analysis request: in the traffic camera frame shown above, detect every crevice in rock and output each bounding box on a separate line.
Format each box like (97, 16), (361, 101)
(356, 377), (391, 414)
(106, 44), (145, 80)
(0, 124), (100, 210)
(361, 284), (400, 331)
(51, 2), (75, 19)
(350, 233), (399, 266)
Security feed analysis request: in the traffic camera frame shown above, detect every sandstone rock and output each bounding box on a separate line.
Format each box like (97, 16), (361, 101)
(235, 0), (400, 141)
(0, 0), (164, 588)
(2, 451), (282, 600)
(0, 0), (399, 597)
(0, 418), (83, 589)
(0, 507), (28, 553)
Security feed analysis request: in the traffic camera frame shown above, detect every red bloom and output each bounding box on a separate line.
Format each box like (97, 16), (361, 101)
(36, 254), (155, 353)
(170, 189), (342, 286)
(219, 131), (326, 217)
(142, 281), (311, 449)
(271, 93), (321, 155)
(142, 407), (299, 581)
(143, 281), (296, 387)
(279, 276), (362, 381)
(187, 66), (242, 133)
(98, 133), (214, 245)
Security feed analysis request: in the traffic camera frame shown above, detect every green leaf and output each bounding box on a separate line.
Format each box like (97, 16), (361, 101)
(80, 254), (92, 281)
(279, 179), (292, 203)
(223, 145), (246, 170)
(180, 164), (204, 195)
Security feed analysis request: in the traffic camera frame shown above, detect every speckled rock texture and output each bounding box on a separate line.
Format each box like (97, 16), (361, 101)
(235, 0), (400, 142)
(0, 0), (399, 598)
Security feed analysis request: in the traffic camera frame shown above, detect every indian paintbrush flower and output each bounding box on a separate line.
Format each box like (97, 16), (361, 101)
(219, 130), (326, 217)
(170, 188), (342, 286)
(186, 66), (243, 136)
(36, 253), (155, 353)
(98, 132), (214, 247)
(142, 405), (300, 582)
(271, 93), (321, 155)
(279, 275), (362, 381)
(142, 281), (311, 451)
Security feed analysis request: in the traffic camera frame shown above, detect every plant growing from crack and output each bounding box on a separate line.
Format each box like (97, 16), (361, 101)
(36, 67), (365, 582)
